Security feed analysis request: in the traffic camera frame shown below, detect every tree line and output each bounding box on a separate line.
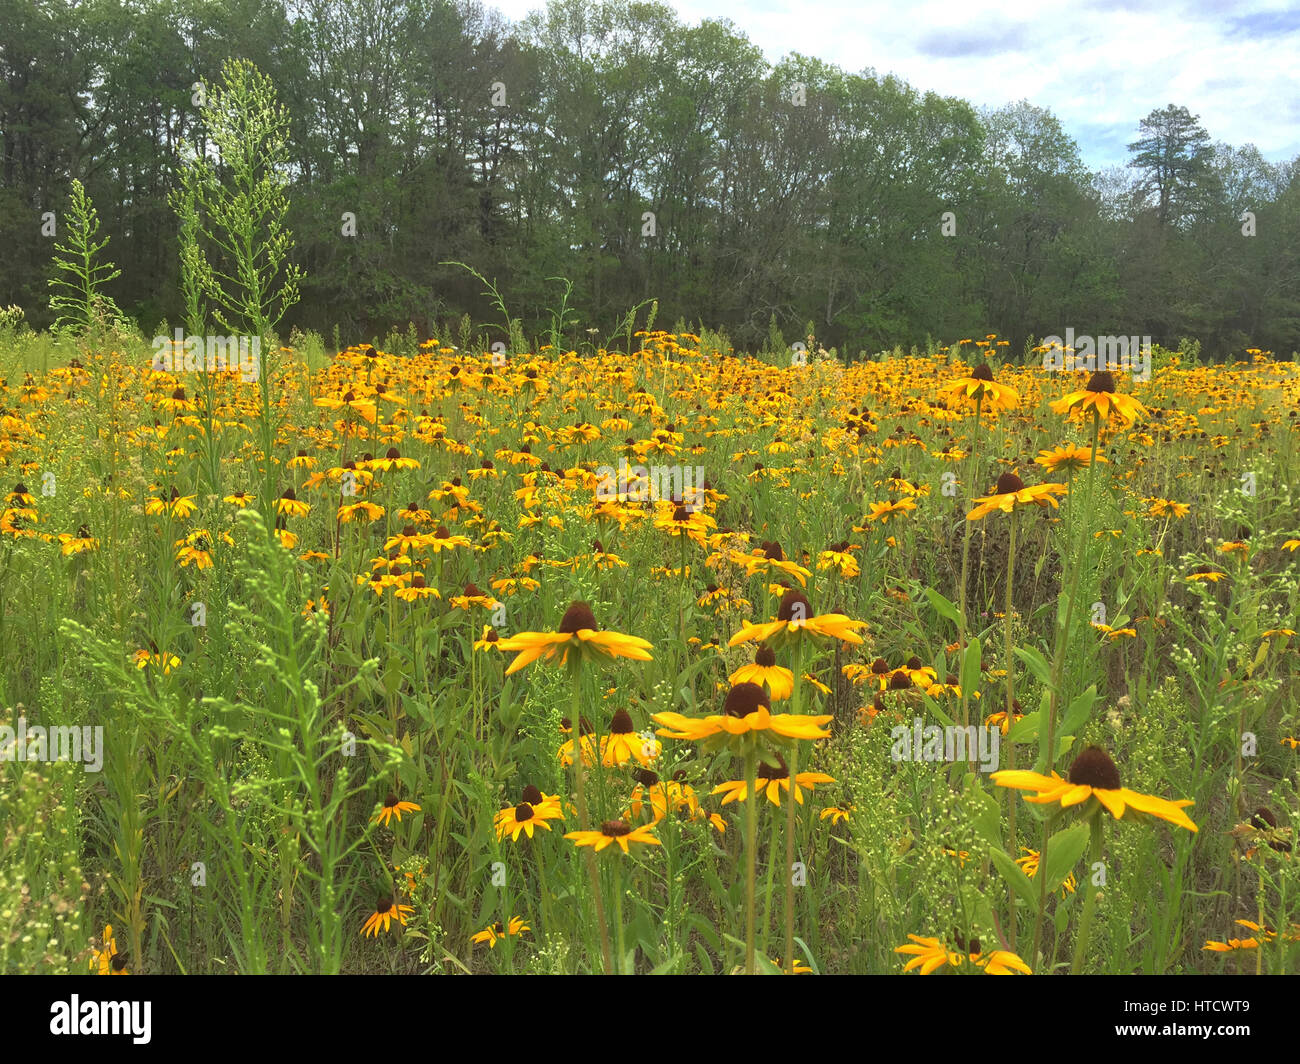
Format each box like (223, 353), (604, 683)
(3, 0), (1298, 356)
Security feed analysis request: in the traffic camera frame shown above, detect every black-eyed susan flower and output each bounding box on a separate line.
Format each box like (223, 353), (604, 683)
(1050, 370), (1146, 427)
(496, 601), (653, 675)
(1016, 847), (1076, 896)
(134, 645), (182, 674)
(653, 681), (832, 744)
(862, 498), (917, 524)
(368, 446), (419, 472)
(1148, 498), (1190, 519)
(728, 589), (866, 651)
(372, 793), (421, 827)
(338, 500), (385, 523)
(393, 573), (440, 602)
(729, 644), (794, 700)
(713, 752), (834, 806)
(1035, 443), (1107, 474)
(596, 709), (660, 767)
(940, 362), (1019, 411)
(57, 525), (98, 555)
(494, 784), (565, 841)
(966, 471), (1067, 521)
(819, 803), (853, 825)
(89, 924), (129, 974)
(992, 746), (1197, 832)
(146, 486), (198, 519)
(361, 897), (414, 937)
(565, 819), (661, 854)
(449, 582), (499, 610)
(277, 488), (310, 518)
(895, 932), (1030, 974)
(315, 388), (377, 423)
(1202, 920), (1300, 952)
(471, 916), (529, 948)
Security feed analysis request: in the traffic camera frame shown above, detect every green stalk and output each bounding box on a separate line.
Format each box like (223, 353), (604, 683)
(1004, 509), (1018, 947)
(744, 733), (759, 974)
(958, 395), (983, 727)
(1031, 409), (1100, 965)
(1070, 811), (1105, 974)
(784, 638), (803, 973)
(568, 667), (612, 973)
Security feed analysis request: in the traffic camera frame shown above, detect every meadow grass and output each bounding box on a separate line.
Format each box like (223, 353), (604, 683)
(1, 327), (1297, 974)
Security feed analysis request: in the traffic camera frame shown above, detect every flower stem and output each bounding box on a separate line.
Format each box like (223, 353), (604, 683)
(1004, 509), (1018, 948)
(958, 395), (983, 728)
(1031, 409), (1100, 965)
(1070, 811), (1105, 974)
(569, 667), (612, 973)
(744, 734), (758, 974)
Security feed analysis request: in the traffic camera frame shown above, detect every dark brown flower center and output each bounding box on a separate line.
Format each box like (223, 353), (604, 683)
(514, 802), (534, 822)
(386, 447), (400, 459)
(971, 363), (994, 382)
(600, 820), (631, 837)
(777, 589), (812, 623)
(634, 768), (659, 787)
(1068, 746), (1121, 790)
(755, 645), (777, 668)
(995, 472), (1025, 494)
(559, 601), (598, 633)
(757, 753), (789, 781)
(609, 709), (634, 734)
(724, 681), (770, 717)
(377, 898), (393, 914)
(521, 784), (544, 805)
(384, 793), (399, 807)
(1086, 370), (1115, 393)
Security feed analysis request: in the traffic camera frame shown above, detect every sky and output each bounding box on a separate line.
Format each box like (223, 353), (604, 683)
(484, 0), (1300, 170)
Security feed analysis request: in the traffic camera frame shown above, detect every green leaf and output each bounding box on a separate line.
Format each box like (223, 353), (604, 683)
(1060, 684), (1100, 738)
(924, 587), (962, 627)
(989, 847), (1038, 908)
(1013, 645), (1054, 689)
(1043, 822), (1090, 894)
(1004, 710), (1039, 744)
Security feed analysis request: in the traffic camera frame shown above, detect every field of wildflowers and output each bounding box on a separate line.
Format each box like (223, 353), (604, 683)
(1, 330), (1297, 976)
